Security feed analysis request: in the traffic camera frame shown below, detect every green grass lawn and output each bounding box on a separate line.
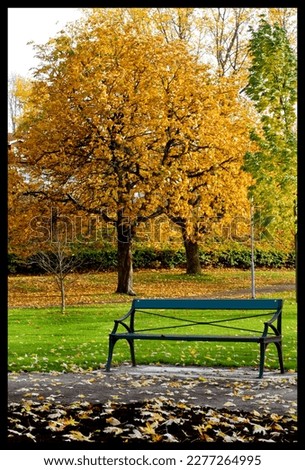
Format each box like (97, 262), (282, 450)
(8, 298), (297, 373)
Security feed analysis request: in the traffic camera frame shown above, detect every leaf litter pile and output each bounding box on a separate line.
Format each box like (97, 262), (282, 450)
(8, 396), (297, 446)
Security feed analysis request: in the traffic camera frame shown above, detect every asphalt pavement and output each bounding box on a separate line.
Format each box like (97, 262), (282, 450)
(8, 365), (297, 416)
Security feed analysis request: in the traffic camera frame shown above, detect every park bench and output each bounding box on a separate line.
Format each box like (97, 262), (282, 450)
(105, 298), (284, 378)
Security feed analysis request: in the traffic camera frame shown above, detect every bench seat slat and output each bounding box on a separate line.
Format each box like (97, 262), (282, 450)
(111, 333), (280, 342)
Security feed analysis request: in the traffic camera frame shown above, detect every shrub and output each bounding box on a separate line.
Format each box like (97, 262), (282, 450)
(75, 249), (118, 271)
(8, 246), (295, 275)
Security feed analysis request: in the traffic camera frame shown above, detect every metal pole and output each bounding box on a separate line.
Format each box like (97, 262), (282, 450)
(250, 200), (256, 299)
(294, 198), (297, 302)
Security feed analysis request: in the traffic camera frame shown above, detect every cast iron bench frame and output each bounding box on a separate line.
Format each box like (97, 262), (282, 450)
(105, 298), (284, 378)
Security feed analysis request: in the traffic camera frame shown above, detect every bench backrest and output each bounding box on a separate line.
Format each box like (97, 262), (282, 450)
(132, 298), (283, 311)
(118, 298), (284, 336)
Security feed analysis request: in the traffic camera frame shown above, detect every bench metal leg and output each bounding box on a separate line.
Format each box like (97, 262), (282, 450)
(106, 336), (137, 371)
(274, 341), (285, 374)
(258, 342), (267, 378)
(126, 338), (136, 366)
(259, 340), (284, 378)
(105, 336), (117, 372)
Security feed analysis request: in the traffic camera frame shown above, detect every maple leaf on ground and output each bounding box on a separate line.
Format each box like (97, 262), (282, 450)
(270, 413), (283, 421)
(139, 421), (158, 436)
(106, 416), (121, 426)
(142, 411), (166, 423)
(47, 421), (65, 432)
(252, 424), (268, 435)
(77, 410), (93, 419)
(193, 423), (213, 436)
(8, 429), (23, 437)
(164, 417), (185, 426)
(128, 428), (145, 440)
(48, 409), (67, 419)
(103, 426), (124, 435)
(59, 416), (79, 427)
(223, 401), (236, 407)
(163, 433), (179, 443)
(63, 430), (94, 442)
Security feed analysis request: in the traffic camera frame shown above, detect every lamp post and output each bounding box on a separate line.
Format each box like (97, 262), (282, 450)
(250, 199), (256, 299)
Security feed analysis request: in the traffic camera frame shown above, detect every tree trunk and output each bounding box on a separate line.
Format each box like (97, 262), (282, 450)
(115, 212), (136, 295)
(59, 276), (66, 314)
(181, 224), (202, 275)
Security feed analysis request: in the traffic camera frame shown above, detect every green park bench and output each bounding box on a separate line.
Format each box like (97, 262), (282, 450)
(105, 298), (284, 378)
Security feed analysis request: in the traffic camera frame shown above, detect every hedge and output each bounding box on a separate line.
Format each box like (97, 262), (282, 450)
(8, 246), (296, 275)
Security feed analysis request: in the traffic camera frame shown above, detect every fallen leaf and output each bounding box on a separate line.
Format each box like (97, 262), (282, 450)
(103, 426), (124, 435)
(63, 430), (94, 441)
(106, 417), (121, 426)
(253, 424), (267, 435)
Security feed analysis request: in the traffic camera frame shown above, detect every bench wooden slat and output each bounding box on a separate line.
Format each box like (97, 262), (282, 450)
(110, 333), (279, 342)
(133, 298), (282, 310)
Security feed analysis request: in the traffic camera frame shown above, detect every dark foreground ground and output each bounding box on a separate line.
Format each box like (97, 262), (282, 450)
(7, 365), (298, 448)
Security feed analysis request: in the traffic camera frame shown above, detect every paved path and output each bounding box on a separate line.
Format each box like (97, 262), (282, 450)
(206, 283), (296, 298)
(8, 365), (297, 417)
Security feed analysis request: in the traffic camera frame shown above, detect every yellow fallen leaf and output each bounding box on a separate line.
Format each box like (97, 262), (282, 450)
(140, 422), (158, 436)
(60, 416), (79, 427)
(106, 417), (121, 426)
(272, 423), (284, 432)
(47, 421), (64, 432)
(193, 424), (213, 436)
(152, 433), (163, 442)
(64, 430), (94, 442)
(78, 410), (93, 419)
(242, 395), (254, 401)
(270, 413), (283, 421)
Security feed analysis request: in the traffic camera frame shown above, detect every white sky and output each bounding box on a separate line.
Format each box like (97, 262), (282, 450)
(8, 8), (84, 78)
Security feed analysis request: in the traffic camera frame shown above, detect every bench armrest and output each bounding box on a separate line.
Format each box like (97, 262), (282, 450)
(110, 319), (131, 334)
(110, 306), (135, 334)
(265, 310), (281, 325)
(262, 309), (282, 337)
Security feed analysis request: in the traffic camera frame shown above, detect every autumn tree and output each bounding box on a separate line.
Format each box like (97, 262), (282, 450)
(142, 8), (255, 273)
(13, 7), (258, 286)
(133, 8), (255, 273)
(30, 238), (82, 314)
(159, 74), (253, 273)
(16, 9), (211, 294)
(134, 8), (251, 274)
(244, 19), (297, 249)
